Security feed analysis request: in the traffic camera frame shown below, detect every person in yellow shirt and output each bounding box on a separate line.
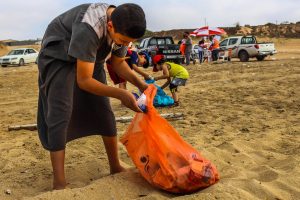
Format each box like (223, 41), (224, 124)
(152, 55), (189, 107)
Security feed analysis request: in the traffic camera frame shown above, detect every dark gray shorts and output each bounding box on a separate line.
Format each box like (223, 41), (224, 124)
(37, 53), (116, 151)
(169, 78), (187, 92)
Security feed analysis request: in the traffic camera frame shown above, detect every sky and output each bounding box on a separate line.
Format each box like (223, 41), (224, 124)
(0, 0), (299, 40)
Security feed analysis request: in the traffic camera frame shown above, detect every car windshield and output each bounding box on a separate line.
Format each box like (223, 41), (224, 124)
(8, 50), (24, 55)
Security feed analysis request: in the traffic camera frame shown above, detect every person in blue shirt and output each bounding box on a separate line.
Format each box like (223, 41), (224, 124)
(106, 49), (152, 90)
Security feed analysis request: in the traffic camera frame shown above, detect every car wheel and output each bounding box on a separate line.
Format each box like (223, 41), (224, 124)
(174, 58), (182, 64)
(1, 65), (8, 67)
(239, 51), (249, 62)
(19, 58), (24, 66)
(256, 55), (266, 61)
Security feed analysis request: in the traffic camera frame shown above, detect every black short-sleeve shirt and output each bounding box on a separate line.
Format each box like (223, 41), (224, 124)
(41, 3), (127, 63)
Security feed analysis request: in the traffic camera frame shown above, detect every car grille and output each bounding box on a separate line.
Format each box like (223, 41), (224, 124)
(3, 58), (9, 61)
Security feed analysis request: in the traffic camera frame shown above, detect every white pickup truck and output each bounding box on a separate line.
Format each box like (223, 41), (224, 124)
(219, 36), (277, 61)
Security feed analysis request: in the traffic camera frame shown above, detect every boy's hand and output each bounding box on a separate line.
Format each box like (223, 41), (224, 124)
(144, 74), (154, 80)
(136, 93), (148, 113)
(118, 90), (143, 113)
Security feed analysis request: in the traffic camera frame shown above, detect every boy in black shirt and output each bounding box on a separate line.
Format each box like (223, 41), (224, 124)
(38, 3), (147, 189)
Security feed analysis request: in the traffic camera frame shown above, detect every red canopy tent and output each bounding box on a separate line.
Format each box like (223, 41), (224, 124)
(190, 26), (226, 36)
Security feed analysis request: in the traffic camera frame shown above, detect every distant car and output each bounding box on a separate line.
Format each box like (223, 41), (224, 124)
(0, 48), (39, 67)
(192, 44), (199, 58)
(137, 36), (184, 65)
(219, 36), (277, 61)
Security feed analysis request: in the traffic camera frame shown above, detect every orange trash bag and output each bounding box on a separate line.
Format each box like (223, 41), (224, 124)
(120, 84), (219, 193)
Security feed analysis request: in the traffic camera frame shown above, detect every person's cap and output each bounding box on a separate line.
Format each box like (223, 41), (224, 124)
(138, 51), (150, 68)
(152, 55), (164, 72)
(153, 55), (164, 64)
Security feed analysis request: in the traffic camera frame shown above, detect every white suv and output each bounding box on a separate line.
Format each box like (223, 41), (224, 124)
(0, 48), (39, 67)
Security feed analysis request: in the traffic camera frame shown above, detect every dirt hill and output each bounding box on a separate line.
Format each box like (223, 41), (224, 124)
(0, 42), (8, 56)
(146, 22), (300, 40)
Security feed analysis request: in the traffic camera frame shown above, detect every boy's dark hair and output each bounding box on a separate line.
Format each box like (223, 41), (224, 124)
(111, 3), (146, 39)
(199, 39), (204, 45)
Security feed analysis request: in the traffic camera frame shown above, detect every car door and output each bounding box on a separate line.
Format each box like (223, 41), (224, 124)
(219, 39), (228, 50)
(24, 49), (31, 63)
(28, 49), (38, 63)
(192, 45), (199, 59)
(227, 38), (239, 57)
(240, 37), (257, 56)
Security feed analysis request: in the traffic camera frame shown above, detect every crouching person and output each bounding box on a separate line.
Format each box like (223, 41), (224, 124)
(152, 55), (189, 107)
(106, 49), (152, 90)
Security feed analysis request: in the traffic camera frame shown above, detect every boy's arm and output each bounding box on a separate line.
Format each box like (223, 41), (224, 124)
(111, 55), (148, 92)
(161, 77), (171, 89)
(154, 64), (169, 81)
(76, 59), (142, 112)
(132, 64), (152, 79)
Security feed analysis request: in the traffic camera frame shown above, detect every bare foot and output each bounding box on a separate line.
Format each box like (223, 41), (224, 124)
(110, 165), (127, 174)
(53, 180), (67, 190)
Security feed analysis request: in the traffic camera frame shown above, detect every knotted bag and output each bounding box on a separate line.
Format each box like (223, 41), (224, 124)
(120, 84), (219, 193)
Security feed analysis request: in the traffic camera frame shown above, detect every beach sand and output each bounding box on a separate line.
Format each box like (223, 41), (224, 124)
(0, 39), (299, 199)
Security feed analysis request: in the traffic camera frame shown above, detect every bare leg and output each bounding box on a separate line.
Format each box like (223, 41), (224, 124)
(171, 91), (179, 102)
(102, 136), (126, 174)
(50, 150), (67, 190)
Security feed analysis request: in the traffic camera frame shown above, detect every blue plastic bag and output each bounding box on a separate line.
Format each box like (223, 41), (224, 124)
(145, 80), (174, 107)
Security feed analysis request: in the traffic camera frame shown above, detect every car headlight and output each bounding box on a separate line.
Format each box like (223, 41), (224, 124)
(11, 57), (18, 60)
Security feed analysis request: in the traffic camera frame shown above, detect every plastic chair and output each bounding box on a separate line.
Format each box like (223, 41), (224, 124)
(203, 49), (212, 62)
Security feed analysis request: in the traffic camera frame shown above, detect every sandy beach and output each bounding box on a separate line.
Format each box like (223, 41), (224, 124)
(0, 39), (299, 200)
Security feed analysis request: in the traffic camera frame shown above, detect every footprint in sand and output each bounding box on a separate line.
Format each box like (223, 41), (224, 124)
(251, 166), (279, 182)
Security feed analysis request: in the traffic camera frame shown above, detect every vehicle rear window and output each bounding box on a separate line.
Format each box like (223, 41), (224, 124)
(28, 49), (36, 54)
(241, 37), (255, 44)
(149, 39), (157, 45)
(165, 38), (172, 44)
(157, 39), (165, 45)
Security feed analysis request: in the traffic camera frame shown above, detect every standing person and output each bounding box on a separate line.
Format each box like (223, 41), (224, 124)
(209, 35), (220, 61)
(183, 32), (193, 65)
(152, 55), (189, 107)
(198, 39), (205, 64)
(37, 3), (148, 190)
(179, 38), (186, 64)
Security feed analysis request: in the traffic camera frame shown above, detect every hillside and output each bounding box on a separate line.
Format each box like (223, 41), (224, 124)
(146, 22), (300, 40)
(0, 42), (8, 56)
